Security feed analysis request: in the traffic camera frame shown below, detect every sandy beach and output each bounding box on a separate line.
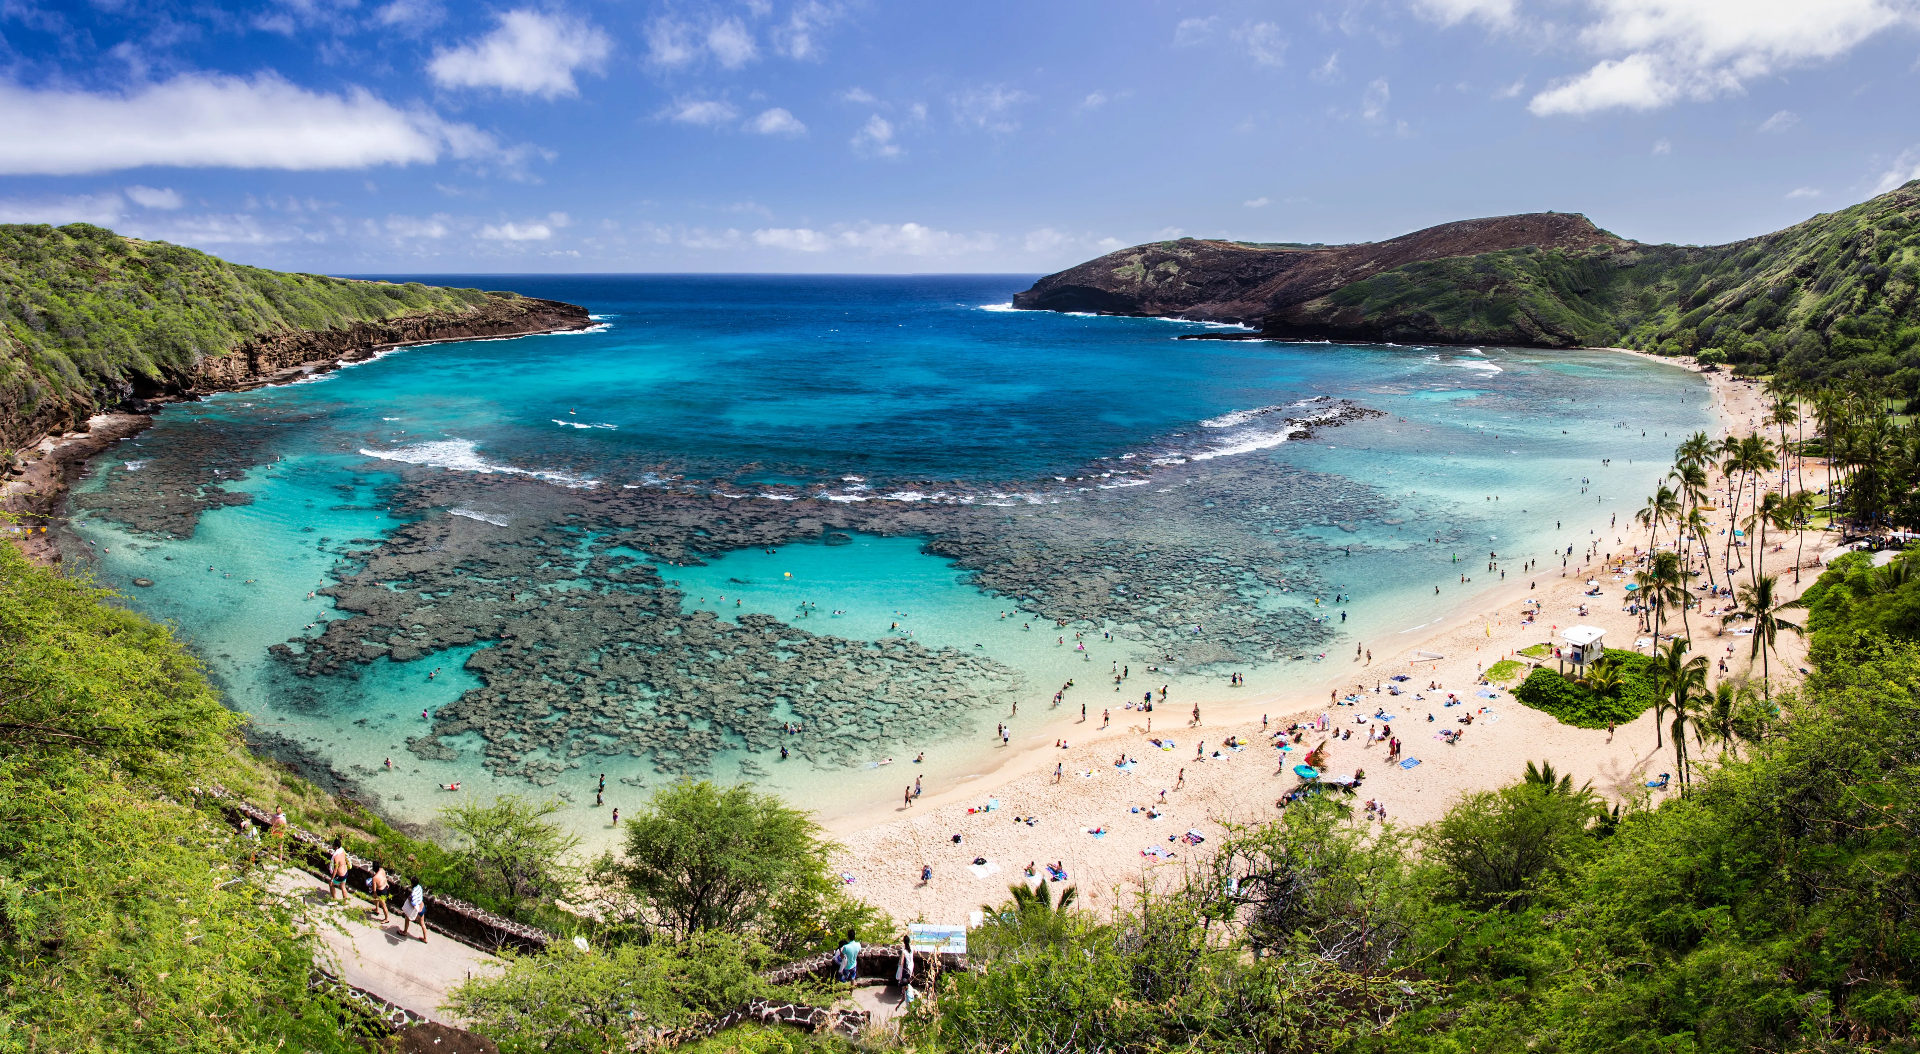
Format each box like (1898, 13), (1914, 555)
(828, 353), (1827, 926)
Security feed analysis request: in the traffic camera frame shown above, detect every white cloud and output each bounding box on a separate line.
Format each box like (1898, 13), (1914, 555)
(1244, 196), (1271, 208)
(1494, 77), (1525, 98)
(1361, 77), (1391, 120)
(1758, 109), (1799, 132)
(747, 107), (806, 135)
(481, 220), (552, 240)
(1652, 137), (1672, 153)
(851, 114), (901, 157)
(385, 213), (451, 238)
(1412, 0), (1518, 27)
(1082, 91), (1109, 110)
(667, 99), (740, 125)
(1236, 22), (1288, 66)
(429, 9), (610, 99)
(1023, 227), (1069, 253)
(1529, 0), (1919, 117)
(773, 1), (840, 60)
(707, 18), (759, 69)
(1785, 186), (1822, 198)
(1873, 145), (1920, 193)
(1173, 17), (1217, 46)
(754, 227), (831, 251)
(374, 0), (444, 31)
(1096, 236), (1125, 251)
(645, 18), (700, 67)
(753, 222), (996, 257)
(952, 85), (1030, 134)
(125, 185), (184, 209)
(1531, 53), (1669, 115)
(0, 193), (126, 225)
(0, 74), (499, 175)
(837, 87), (879, 104)
(679, 227), (745, 250)
(1311, 51), (1343, 83)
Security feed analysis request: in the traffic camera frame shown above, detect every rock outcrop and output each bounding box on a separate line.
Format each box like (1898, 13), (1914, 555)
(1011, 213), (1624, 328)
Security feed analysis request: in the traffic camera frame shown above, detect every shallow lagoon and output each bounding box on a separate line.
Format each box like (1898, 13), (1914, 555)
(64, 276), (1709, 835)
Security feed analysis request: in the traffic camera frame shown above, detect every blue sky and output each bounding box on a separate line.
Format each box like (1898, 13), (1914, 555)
(2, 0), (1919, 273)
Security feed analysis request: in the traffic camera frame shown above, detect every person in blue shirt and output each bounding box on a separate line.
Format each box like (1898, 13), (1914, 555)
(837, 929), (862, 982)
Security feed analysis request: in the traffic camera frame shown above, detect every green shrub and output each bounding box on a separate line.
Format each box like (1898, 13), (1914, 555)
(1511, 650), (1656, 727)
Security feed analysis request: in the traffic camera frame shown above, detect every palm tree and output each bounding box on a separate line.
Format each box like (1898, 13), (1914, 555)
(985, 879), (1080, 943)
(1692, 680), (1754, 761)
(1636, 484), (1681, 557)
(1674, 431), (1716, 473)
(1578, 655), (1623, 699)
(1650, 638), (1709, 787)
(1681, 506), (1718, 593)
(1744, 489), (1786, 587)
(1523, 760), (1593, 798)
(1780, 490), (1816, 584)
(1741, 575), (1803, 705)
(1766, 394), (1799, 497)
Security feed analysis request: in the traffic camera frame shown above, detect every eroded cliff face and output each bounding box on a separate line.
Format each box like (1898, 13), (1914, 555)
(1011, 213), (1626, 330)
(3, 295), (589, 451)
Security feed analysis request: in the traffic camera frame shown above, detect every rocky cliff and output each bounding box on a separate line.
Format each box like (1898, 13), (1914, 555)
(1014, 185), (1920, 379)
(0, 222), (592, 452)
(1011, 213), (1625, 328)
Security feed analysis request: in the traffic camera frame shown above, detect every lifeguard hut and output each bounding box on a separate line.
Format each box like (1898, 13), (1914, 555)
(1559, 625), (1606, 676)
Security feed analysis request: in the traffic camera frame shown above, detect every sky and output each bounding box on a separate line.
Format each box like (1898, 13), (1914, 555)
(2, 0), (1919, 274)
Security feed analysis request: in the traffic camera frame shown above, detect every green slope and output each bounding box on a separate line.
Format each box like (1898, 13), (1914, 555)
(0, 223), (496, 435)
(1289, 180), (1920, 381)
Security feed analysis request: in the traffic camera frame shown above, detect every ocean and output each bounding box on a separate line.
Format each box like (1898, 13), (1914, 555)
(61, 274), (1709, 837)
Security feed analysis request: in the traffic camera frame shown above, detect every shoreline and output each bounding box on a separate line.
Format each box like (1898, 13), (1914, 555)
(823, 349), (1827, 924)
(2, 318), (594, 565)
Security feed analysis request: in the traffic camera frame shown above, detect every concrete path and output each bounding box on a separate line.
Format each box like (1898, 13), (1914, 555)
(271, 870), (504, 1025)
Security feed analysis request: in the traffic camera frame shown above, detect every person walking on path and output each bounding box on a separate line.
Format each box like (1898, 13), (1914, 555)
(368, 867), (391, 922)
(837, 929), (863, 982)
(1054, 761), (1063, 784)
(328, 843), (350, 902)
(1175, 767), (1185, 789)
(269, 809), (289, 862)
(400, 882), (428, 942)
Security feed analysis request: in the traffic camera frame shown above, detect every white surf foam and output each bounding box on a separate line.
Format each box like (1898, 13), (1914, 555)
(122, 460), (148, 471)
(357, 439), (598, 488)
(450, 508), (511, 526)
(552, 419), (618, 430)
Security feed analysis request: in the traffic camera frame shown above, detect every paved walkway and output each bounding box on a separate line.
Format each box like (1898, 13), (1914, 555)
(271, 870), (504, 1025)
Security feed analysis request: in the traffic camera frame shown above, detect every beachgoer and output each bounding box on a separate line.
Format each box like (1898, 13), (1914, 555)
(895, 934), (916, 988)
(328, 843), (350, 902)
(838, 929), (863, 982)
(401, 882), (428, 942)
(611, 808), (619, 826)
(920, 863), (933, 884)
(369, 866), (390, 921)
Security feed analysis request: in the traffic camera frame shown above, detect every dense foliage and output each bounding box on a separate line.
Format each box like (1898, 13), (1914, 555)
(448, 932), (818, 1054)
(0, 537), (371, 1053)
(1319, 180), (1920, 382)
(589, 779), (886, 953)
(1511, 648), (1658, 727)
(0, 222), (491, 427)
(918, 638), (1920, 1053)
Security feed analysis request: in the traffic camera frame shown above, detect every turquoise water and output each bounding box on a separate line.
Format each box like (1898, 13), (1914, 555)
(63, 276), (1709, 834)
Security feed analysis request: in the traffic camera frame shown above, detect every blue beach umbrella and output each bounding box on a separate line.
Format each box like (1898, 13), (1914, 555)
(1293, 764), (1321, 780)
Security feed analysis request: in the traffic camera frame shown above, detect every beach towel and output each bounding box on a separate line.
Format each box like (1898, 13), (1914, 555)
(1476, 689), (1498, 699)
(1399, 757), (1421, 769)
(1082, 827), (1107, 839)
(1156, 740), (1176, 751)
(1116, 761), (1137, 772)
(966, 861), (1001, 879)
(1142, 846), (1176, 860)
(839, 872), (858, 884)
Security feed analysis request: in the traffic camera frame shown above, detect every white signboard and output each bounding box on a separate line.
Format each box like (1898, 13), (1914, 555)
(909, 923), (967, 954)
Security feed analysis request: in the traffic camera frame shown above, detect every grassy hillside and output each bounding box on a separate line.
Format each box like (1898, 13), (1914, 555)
(0, 223), (494, 437)
(1297, 181), (1920, 382)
